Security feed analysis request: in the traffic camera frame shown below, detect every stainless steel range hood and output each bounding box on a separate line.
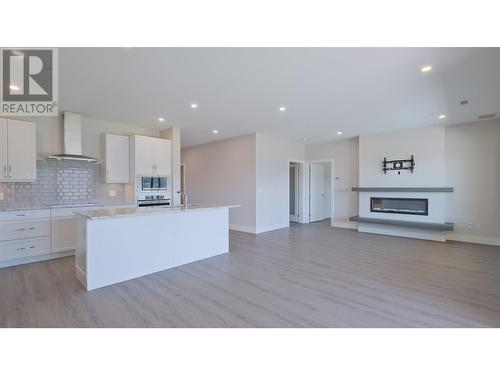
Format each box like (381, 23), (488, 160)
(48, 112), (99, 163)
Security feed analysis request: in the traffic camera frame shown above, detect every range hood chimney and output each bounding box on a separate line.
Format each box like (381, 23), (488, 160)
(48, 112), (99, 163)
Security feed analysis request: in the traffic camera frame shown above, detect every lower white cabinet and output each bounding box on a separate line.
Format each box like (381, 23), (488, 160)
(0, 236), (50, 262)
(0, 219), (50, 241)
(0, 209), (51, 265)
(0, 204), (137, 267)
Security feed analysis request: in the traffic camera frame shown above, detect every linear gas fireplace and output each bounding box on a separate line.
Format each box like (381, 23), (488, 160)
(370, 197), (428, 216)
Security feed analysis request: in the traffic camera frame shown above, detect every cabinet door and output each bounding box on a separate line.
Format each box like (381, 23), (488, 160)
(134, 136), (155, 176)
(51, 216), (77, 253)
(105, 134), (130, 183)
(154, 139), (171, 176)
(7, 120), (36, 181)
(0, 119), (7, 181)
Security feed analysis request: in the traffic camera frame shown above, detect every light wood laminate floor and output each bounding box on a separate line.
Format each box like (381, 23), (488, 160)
(1, 221), (499, 327)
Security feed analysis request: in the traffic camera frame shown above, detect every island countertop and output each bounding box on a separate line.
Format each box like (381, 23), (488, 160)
(74, 204), (240, 220)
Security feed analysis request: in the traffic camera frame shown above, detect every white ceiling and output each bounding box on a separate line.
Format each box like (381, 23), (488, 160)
(58, 48), (500, 148)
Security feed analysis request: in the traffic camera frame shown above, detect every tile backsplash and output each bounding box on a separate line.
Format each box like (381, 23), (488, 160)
(0, 160), (126, 207)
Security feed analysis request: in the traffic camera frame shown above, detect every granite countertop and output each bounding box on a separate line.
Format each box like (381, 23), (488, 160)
(75, 204), (240, 220)
(0, 201), (136, 212)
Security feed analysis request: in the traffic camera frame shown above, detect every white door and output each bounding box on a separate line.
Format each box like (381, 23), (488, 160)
(154, 138), (171, 176)
(0, 119), (7, 181)
(105, 134), (129, 183)
(7, 120), (36, 181)
(309, 162), (328, 222)
(134, 136), (155, 175)
(289, 164), (300, 222)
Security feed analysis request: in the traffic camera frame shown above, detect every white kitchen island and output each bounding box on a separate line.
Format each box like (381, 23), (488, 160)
(75, 204), (238, 290)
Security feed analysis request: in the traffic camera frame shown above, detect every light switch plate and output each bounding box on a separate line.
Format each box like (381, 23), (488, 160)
(0, 192), (4, 200)
(109, 190), (116, 197)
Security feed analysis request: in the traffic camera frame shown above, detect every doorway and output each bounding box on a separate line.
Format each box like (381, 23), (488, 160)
(289, 162), (300, 222)
(309, 160), (333, 223)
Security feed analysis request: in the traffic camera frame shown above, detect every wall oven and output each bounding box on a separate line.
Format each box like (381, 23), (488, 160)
(141, 177), (168, 191)
(137, 176), (171, 207)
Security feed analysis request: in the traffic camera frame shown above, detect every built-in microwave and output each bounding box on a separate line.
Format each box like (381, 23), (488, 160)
(141, 176), (168, 191)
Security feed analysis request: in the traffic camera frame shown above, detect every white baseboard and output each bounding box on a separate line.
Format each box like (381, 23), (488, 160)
(331, 220), (358, 230)
(229, 224), (257, 234)
(0, 250), (74, 269)
(229, 223), (289, 234)
(255, 223), (288, 234)
(446, 233), (500, 247)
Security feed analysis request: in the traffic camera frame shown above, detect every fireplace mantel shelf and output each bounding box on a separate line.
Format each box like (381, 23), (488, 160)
(350, 215), (454, 231)
(352, 187), (454, 192)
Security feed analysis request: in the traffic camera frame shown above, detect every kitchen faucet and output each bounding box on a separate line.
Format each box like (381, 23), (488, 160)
(177, 190), (188, 209)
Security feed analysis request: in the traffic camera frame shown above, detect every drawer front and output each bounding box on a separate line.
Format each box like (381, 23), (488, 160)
(0, 219), (51, 241)
(0, 209), (50, 222)
(0, 236), (50, 261)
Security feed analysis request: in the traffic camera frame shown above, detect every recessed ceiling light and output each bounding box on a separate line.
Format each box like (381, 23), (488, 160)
(212, 129), (219, 134)
(421, 65), (432, 73)
(9, 85), (19, 91)
(279, 107), (286, 112)
(438, 114), (446, 119)
(190, 103), (198, 109)
(337, 131), (343, 135)
(158, 117), (165, 122)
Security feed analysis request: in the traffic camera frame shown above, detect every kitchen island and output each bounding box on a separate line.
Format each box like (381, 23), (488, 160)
(75, 204), (238, 290)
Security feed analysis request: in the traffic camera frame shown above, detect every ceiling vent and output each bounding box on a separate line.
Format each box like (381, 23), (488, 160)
(478, 113), (496, 120)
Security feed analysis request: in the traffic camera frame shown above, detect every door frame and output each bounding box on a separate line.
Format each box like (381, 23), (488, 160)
(308, 159), (335, 226)
(288, 159), (308, 224)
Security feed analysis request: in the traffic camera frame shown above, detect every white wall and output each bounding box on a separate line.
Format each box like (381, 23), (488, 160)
(181, 134), (257, 232)
(445, 119), (500, 244)
(359, 125), (445, 187)
(255, 133), (305, 232)
(305, 137), (359, 225)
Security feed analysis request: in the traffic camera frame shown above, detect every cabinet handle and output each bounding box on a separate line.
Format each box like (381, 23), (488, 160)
(16, 213), (26, 217)
(28, 227), (36, 230)
(16, 247), (26, 251)
(8, 165), (12, 178)
(16, 228), (26, 231)
(3, 164), (6, 178)
(29, 246), (35, 249)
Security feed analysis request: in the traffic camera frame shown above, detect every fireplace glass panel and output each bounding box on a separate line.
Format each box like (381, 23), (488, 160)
(370, 197), (428, 216)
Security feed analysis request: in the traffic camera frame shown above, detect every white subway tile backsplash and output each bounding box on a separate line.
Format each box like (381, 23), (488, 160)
(0, 160), (126, 208)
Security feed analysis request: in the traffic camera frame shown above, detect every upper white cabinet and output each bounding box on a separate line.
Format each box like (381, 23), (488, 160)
(102, 134), (130, 183)
(154, 138), (171, 176)
(0, 118), (36, 182)
(131, 135), (171, 176)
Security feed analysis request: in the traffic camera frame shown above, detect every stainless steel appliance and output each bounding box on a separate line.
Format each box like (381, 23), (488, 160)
(137, 176), (171, 207)
(140, 176), (168, 191)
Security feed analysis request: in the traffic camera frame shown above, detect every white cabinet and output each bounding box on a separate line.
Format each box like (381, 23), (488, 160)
(0, 118), (36, 182)
(131, 135), (171, 176)
(102, 134), (130, 183)
(154, 138), (171, 176)
(0, 209), (51, 265)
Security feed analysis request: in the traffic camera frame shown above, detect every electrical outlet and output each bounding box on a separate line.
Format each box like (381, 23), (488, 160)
(0, 192), (4, 200)
(109, 190), (116, 197)
(466, 222), (473, 228)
